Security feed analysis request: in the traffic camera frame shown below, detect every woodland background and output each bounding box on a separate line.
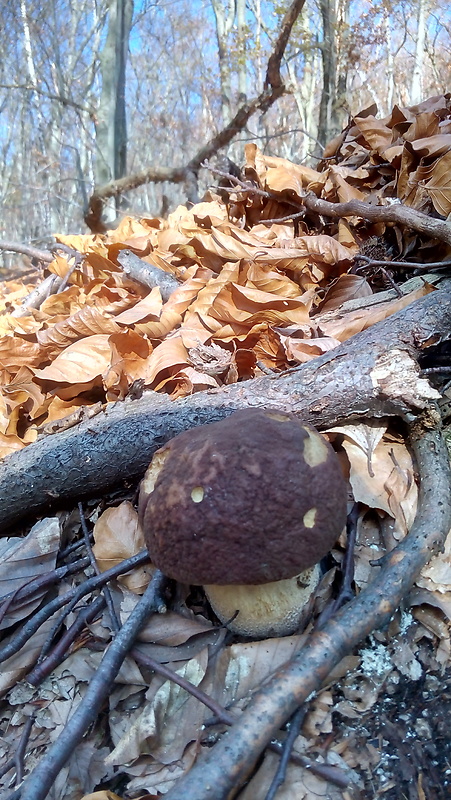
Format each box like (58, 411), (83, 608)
(1, 0), (450, 254)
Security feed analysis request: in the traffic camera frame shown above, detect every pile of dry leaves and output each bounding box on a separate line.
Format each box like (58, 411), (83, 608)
(0, 94), (450, 800)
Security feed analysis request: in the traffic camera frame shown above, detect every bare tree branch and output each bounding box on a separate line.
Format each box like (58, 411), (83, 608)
(84, 0), (306, 233)
(303, 194), (451, 247)
(0, 241), (53, 263)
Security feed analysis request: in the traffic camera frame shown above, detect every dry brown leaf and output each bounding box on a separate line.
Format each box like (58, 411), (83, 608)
(106, 651), (208, 775)
(317, 283), (435, 341)
(319, 274), (373, 313)
(416, 527), (451, 594)
(0, 517), (60, 629)
(0, 335), (42, 369)
(37, 304), (122, 355)
(0, 431), (28, 458)
(104, 331), (153, 399)
(92, 502), (150, 593)
(353, 114), (394, 154)
(33, 333), (112, 385)
(283, 336), (341, 364)
(329, 423), (418, 533)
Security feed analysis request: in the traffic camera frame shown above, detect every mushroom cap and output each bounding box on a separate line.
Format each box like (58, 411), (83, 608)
(139, 408), (347, 585)
(204, 565), (321, 638)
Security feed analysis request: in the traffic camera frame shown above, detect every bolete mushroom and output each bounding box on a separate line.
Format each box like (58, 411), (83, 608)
(139, 408), (347, 638)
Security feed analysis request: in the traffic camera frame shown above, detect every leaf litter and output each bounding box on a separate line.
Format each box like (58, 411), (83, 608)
(0, 95), (451, 798)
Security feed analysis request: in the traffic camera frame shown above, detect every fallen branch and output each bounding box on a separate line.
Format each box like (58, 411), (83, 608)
(0, 284), (449, 532)
(205, 162), (451, 249)
(0, 241), (53, 263)
(303, 194), (451, 247)
(161, 411), (451, 799)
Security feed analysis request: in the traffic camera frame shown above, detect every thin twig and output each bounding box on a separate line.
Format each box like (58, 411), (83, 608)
(265, 707), (307, 800)
(354, 255), (451, 271)
(14, 717), (35, 786)
(317, 503), (359, 628)
(26, 595), (106, 686)
(78, 502), (120, 631)
(0, 550), (149, 663)
(17, 570), (168, 800)
(0, 557), (90, 618)
(203, 161), (271, 199)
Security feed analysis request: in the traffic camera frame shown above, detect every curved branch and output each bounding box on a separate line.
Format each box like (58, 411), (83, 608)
(85, 0), (306, 232)
(0, 241), (53, 263)
(162, 412), (451, 799)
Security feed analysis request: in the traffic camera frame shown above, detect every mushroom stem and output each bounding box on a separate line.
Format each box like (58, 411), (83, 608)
(204, 564), (321, 638)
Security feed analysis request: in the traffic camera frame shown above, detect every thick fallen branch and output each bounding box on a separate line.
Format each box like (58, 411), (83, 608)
(162, 412), (451, 799)
(0, 284), (449, 532)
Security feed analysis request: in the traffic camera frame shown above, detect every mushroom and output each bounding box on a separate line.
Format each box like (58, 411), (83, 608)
(139, 408), (347, 638)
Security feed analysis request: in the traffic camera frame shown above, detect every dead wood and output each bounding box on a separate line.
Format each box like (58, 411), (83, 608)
(16, 570), (167, 800)
(162, 412), (451, 800)
(0, 241), (53, 263)
(0, 283), (449, 532)
(303, 194), (451, 247)
(116, 249), (180, 300)
(84, 0), (306, 233)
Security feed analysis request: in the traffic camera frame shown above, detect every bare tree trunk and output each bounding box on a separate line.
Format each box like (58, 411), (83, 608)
(316, 0), (339, 155)
(286, 8), (319, 162)
(384, 1), (395, 112)
(236, 0), (247, 103)
(335, 0), (349, 130)
(211, 0), (236, 126)
(95, 0), (133, 224)
(410, 0), (426, 104)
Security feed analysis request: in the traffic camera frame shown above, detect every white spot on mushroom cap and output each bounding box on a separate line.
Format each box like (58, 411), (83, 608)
(303, 507), (317, 528)
(302, 427), (329, 467)
(191, 486), (205, 503)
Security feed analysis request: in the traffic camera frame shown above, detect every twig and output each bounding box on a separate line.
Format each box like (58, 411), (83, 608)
(17, 570), (167, 800)
(14, 716), (35, 785)
(26, 596), (106, 686)
(203, 161), (273, 198)
(116, 249), (180, 302)
(317, 502), (359, 628)
(12, 274), (63, 317)
(353, 255), (451, 271)
(78, 502), (120, 631)
(130, 647), (348, 788)
(0, 551), (149, 663)
(0, 241), (53, 263)
(0, 557), (90, 619)
(161, 411), (451, 799)
(265, 707), (307, 800)
(303, 194), (451, 247)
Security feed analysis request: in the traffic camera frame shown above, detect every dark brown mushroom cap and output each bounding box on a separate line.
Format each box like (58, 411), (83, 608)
(139, 408), (347, 585)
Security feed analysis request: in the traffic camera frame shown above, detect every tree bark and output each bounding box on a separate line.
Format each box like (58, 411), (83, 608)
(94, 0), (133, 224)
(0, 284), (448, 532)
